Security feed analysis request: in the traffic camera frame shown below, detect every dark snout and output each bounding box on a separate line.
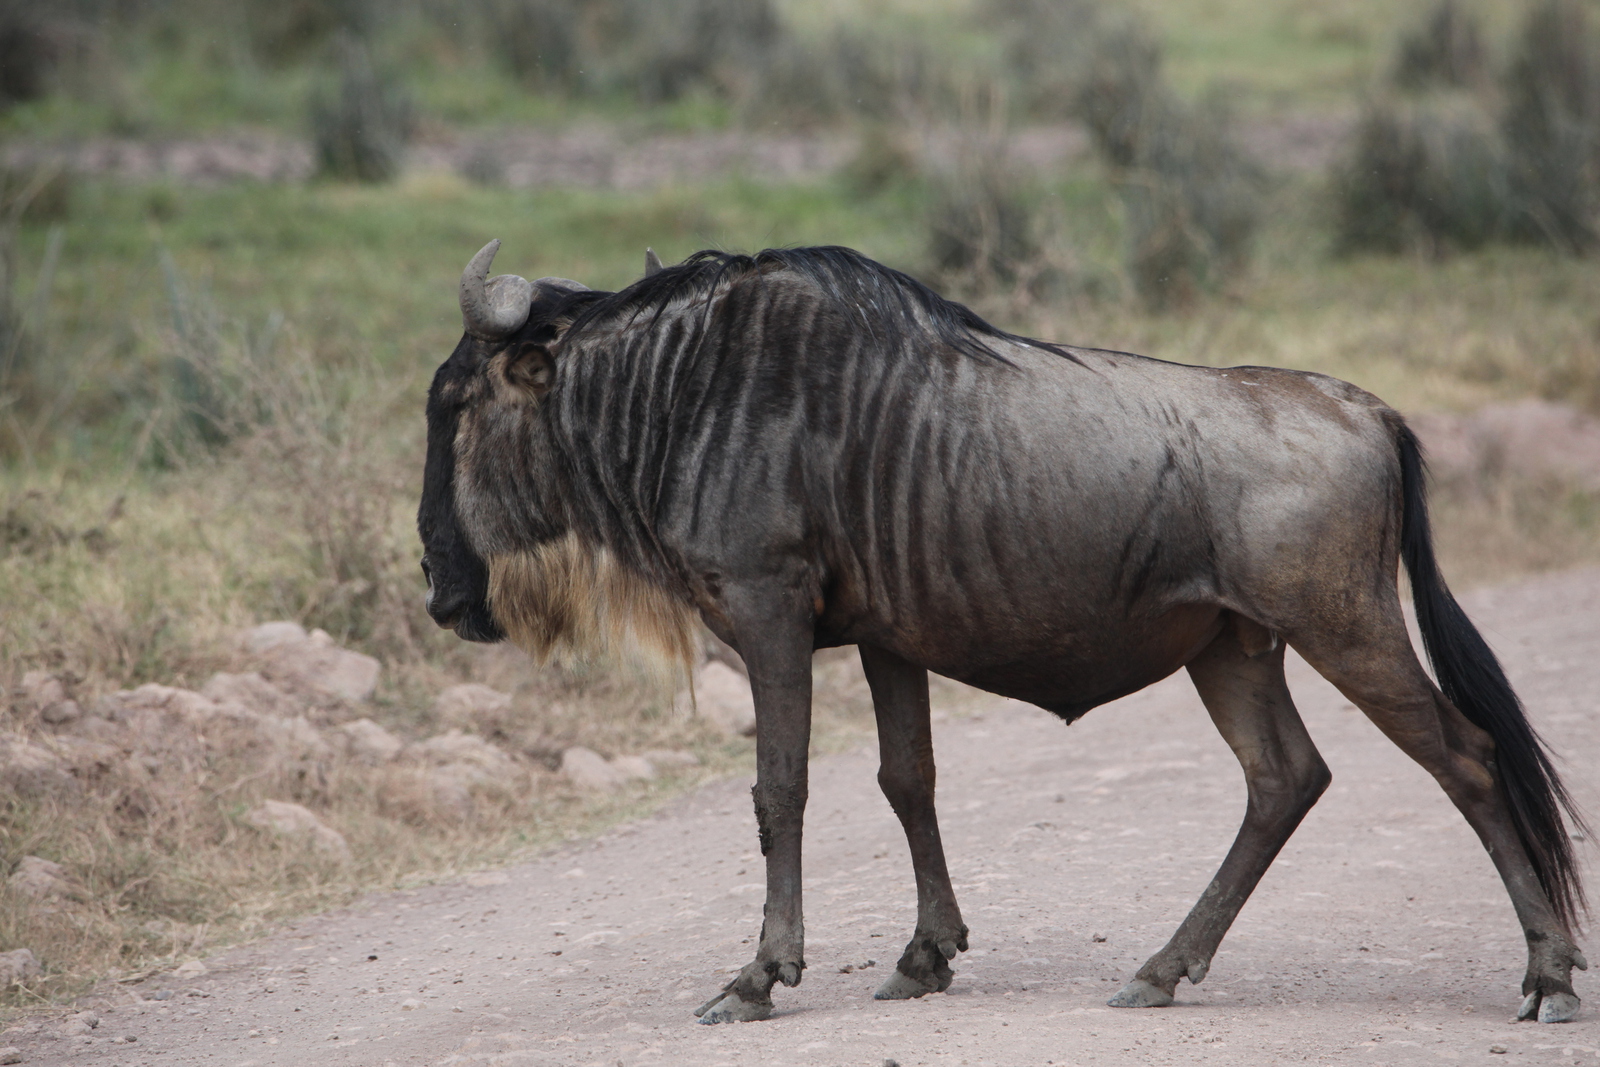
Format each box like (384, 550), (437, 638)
(421, 553), (505, 643)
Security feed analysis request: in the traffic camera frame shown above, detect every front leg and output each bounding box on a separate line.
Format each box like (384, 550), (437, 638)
(859, 644), (969, 1000)
(695, 581), (814, 1024)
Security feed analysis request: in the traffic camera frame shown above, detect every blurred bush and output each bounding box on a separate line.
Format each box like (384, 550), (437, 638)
(1333, 95), (1509, 255)
(0, 0), (54, 107)
(245, 0), (375, 66)
(309, 34), (415, 183)
(987, 0), (1104, 120)
(474, 0), (783, 106)
(1074, 17), (1262, 308)
(1335, 0), (1600, 257)
(478, 0), (583, 90)
(927, 141), (1049, 296)
(1392, 0), (1489, 92)
(1501, 0), (1600, 251)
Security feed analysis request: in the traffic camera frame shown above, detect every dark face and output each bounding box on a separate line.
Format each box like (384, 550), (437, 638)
(417, 286), (577, 642)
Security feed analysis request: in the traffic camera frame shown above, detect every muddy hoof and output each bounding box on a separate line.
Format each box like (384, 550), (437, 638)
(1107, 978), (1174, 1008)
(874, 969), (940, 1000)
(1539, 992), (1581, 1023)
(694, 991), (772, 1024)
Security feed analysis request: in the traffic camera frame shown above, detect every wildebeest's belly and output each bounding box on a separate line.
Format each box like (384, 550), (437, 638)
(943, 602), (1224, 720)
(831, 599), (1225, 722)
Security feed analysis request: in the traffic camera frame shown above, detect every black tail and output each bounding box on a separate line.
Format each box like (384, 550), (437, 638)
(1397, 423), (1588, 929)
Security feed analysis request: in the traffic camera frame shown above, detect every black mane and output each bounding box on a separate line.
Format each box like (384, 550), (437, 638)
(561, 245), (1080, 367)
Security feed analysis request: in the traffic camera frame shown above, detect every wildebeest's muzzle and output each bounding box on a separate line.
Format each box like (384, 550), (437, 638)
(420, 549), (505, 643)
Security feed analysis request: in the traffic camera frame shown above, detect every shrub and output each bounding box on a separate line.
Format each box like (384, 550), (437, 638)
(1500, 0), (1600, 251)
(1333, 95), (1509, 255)
(475, 0), (782, 105)
(986, 0), (1105, 120)
(1073, 19), (1263, 308)
(757, 24), (958, 124)
(0, 0), (51, 106)
(244, 0), (376, 67)
(478, 0), (583, 90)
(1392, 0), (1489, 91)
(309, 34), (415, 184)
(927, 143), (1048, 295)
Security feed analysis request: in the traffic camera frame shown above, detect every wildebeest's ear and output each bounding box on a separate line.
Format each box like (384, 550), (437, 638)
(503, 341), (554, 400)
(644, 248), (664, 278)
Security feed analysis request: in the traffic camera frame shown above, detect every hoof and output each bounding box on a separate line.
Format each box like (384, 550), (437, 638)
(874, 969), (940, 1000)
(1539, 992), (1581, 1023)
(1107, 978), (1174, 1008)
(694, 991), (772, 1024)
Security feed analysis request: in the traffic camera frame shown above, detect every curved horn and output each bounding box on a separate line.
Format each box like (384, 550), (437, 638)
(459, 239), (534, 340)
(532, 276), (590, 292)
(644, 247), (664, 277)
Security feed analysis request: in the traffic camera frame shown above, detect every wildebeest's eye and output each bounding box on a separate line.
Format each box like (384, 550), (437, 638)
(502, 341), (555, 399)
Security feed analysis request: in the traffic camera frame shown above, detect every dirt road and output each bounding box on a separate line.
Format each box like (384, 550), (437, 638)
(12, 569), (1599, 1066)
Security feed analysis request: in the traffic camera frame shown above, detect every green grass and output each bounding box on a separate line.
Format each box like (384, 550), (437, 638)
(13, 0), (1581, 139)
(12, 160), (1600, 472)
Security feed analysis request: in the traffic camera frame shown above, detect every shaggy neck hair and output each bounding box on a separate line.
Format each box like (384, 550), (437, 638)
(475, 247), (1076, 672)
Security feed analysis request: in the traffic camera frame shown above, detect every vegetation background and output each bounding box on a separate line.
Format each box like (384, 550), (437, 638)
(1, 0), (1599, 1008)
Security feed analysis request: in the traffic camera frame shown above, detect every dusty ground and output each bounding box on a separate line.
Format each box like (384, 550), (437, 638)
(9, 567), (1599, 1067)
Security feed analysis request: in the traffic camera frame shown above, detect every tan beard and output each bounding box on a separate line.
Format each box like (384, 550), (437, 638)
(486, 531), (699, 682)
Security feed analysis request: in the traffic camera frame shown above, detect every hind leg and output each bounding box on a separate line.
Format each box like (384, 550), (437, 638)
(1292, 613), (1587, 1022)
(859, 645), (969, 999)
(1111, 616), (1331, 1007)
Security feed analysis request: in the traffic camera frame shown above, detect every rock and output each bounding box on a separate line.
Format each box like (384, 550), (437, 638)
(0, 736), (77, 798)
(0, 1047), (20, 1064)
(394, 728), (522, 820)
(377, 766), (474, 824)
(243, 621), (309, 653)
(46, 736), (120, 781)
(255, 628), (380, 704)
(432, 683), (515, 737)
(8, 856), (75, 901)
(408, 730), (515, 781)
(172, 960), (207, 978)
(201, 672), (304, 719)
(424, 770), (475, 822)
(0, 949), (41, 986)
(241, 623), (381, 704)
(112, 684), (223, 726)
(641, 748), (700, 770)
(560, 746), (622, 791)
(684, 662), (757, 737)
(255, 715), (333, 761)
(18, 671), (79, 727)
(336, 718), (403, 765)
(400, 997), (422, 1010)
(243, 800), (351, 861)
(39, 700), (81, 726)
(610, 755), (657, 781)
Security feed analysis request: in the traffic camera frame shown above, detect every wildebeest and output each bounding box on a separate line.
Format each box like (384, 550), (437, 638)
(419, 240), (1588, 1024)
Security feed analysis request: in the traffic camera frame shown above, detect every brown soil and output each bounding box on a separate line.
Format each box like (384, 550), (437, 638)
(10, 568), (1598, 1066)
(0, 114), (1355, 190)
